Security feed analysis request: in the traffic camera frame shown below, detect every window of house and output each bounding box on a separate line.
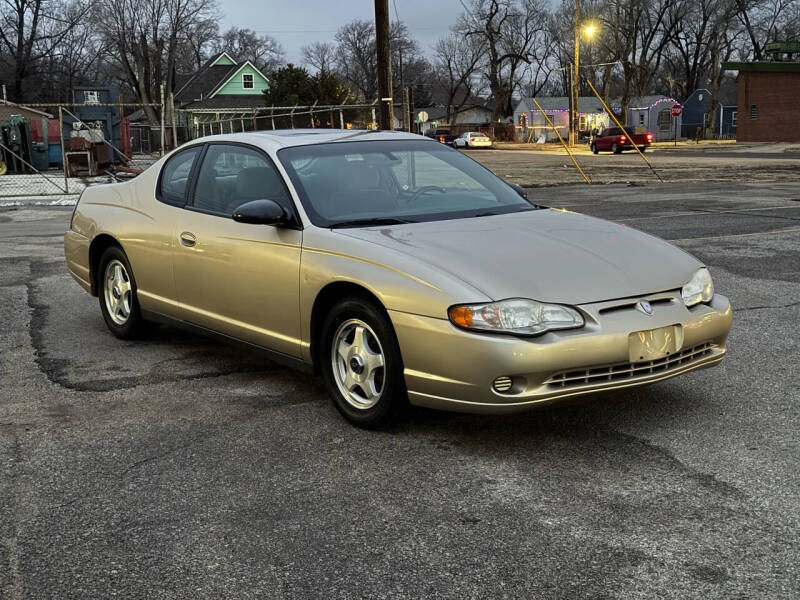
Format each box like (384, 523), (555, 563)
(657, 109), (671, 131)
(579, 115), (587, 131)
(192, 144), (291, 216)
(732, 111), (738, 126)
(638, 113), (645, 125)
(750, 104), (758, 120)
(242, 73), (254, 89)
(84, 90), (100, 104)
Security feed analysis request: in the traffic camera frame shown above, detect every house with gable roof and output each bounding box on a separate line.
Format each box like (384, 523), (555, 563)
(174, 51), (271, 132)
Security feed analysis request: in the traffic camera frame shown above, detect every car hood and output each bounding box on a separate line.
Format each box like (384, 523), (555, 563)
(335, 209), (701, 305)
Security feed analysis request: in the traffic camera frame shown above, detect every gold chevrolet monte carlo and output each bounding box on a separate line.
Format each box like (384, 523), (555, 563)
(64, 130), (732, 427)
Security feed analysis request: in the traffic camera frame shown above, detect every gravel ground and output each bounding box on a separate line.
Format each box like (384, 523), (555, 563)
(0, 176), (798, 598)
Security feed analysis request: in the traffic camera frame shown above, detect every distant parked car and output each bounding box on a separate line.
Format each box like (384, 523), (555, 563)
(591, 127), (653, 154)
(427, 129), (458, 144)
(453, 131), (492, 149)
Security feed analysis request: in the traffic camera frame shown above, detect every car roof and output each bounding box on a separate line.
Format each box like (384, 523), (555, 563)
(185, 129), (430, 152)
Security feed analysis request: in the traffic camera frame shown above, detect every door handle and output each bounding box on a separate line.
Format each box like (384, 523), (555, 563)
(179, 231), (196, 247)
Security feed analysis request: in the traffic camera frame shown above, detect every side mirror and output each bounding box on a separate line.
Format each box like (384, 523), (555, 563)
(506, 181), (528, 199)
(232, 199), (287, 225)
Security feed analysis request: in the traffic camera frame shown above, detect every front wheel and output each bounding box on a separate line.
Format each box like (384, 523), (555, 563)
(320, 297), (407, 428)
(591, 143), (598, 154)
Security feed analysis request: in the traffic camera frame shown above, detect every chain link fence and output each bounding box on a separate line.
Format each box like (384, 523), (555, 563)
(180, 102), (419, 142)
(0, 102), (164, 205)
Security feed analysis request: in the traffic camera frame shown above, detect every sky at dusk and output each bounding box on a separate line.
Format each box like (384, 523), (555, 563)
(218, 0), (466, 64)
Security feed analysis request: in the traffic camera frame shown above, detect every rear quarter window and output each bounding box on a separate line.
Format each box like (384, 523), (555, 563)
(158, 146), (202, 205)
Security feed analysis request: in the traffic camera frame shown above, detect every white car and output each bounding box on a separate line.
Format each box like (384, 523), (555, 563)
(453, 132), (492, 149)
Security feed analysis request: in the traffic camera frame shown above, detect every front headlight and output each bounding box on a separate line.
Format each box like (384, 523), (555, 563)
(448, 298), (584, 336)
(682, 267), (714, 307)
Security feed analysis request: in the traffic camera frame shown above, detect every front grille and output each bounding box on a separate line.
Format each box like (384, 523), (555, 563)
(546, 343), (715, 389)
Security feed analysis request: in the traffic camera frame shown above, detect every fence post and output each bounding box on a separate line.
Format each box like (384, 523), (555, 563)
(170, 92), (178, 148)
(271, 106), (275, 130)
(160, 84), (166, 155)
(58, 106), (68, 192)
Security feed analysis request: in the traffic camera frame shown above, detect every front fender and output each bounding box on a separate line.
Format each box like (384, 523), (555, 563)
(299, 226), (490, 357)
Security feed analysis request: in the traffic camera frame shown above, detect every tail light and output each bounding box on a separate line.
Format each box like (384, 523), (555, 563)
(646, 133), (653, 141)
(620, 136), (626, 143)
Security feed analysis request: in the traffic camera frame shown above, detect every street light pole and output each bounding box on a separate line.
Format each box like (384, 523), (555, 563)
(571, 0), (580, 146)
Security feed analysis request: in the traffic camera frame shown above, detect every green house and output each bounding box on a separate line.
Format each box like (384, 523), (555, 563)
(174, 51), (271, 129)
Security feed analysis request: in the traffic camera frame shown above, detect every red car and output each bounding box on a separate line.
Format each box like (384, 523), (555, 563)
(591, 127), (654, 154)
(428, 128), (458, 145)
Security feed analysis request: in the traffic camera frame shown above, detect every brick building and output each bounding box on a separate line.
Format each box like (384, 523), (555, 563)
(723, 42), (800, 142)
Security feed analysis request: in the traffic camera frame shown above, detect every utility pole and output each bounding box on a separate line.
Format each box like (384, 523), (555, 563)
(571, 0), (580, 146)
(398, 45), (405, 130)
(407, 86), (415, 133)
(374, 0), (394, 130)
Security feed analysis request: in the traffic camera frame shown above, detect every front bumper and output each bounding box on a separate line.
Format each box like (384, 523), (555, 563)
(390, 291), (731, 414)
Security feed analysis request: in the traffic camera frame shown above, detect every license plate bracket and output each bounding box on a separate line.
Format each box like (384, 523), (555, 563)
(628, 325), (683, 363)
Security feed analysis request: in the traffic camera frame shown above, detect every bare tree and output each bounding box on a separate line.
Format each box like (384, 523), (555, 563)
(213, 27), (284, 74)
(331, 19), (427, 103)
(333, 19), (377, 100)
(662, 0), (740, 98)
(433, 32), (484, 124)
(0, 0), (93, 100)
(501, 0), (553, 114)
(301, 41), (336, 73)
(179, 18), (218, 72)
(30, 1), (110, 101)
(460, 0), (546, 121)
(97, 0), (218, 125)
(736, 0), (800, 59)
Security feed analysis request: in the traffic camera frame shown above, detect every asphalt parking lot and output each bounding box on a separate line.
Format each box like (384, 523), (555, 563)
(1, 180), (799, 598)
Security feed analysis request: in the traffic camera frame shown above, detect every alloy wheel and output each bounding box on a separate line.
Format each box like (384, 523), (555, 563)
(331, 318), (386, 410)
(104, 259), (132, 325)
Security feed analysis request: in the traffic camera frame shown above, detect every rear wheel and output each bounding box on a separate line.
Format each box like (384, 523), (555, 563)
(591, 143), (598, 154)
(97, 246), (149, 339)
(612, 143), (621, 154)
(320, 297), (407, 428)
(639, 146), (647, 153)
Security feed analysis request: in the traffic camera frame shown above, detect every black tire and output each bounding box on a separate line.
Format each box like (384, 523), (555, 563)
(320, 297), (407, 428)
(639, 146), (647, 153)
(97, 245), (149, 339)
(591, 143), (598, 154)
(612, 143), (621, 154)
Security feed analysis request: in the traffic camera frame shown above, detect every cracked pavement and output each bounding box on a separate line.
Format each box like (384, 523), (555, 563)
(0, 181), (798, 599)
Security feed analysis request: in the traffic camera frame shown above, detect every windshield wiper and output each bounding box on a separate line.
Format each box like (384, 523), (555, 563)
(329, 217), (415, 229)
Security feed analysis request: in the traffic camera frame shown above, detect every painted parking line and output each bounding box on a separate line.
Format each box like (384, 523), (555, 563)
(668, 226), (800, 243)
(617, 205), (800, 222)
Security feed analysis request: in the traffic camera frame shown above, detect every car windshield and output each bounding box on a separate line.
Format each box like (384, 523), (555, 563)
(278, 139), (538, 227)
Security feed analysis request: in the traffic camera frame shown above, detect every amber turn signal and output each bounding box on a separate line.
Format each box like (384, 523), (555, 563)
(449, 306), (474, 328)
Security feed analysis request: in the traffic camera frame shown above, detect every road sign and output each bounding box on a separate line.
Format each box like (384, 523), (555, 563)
(417, 110), (429, 123)
(670, 103), (683, 117)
